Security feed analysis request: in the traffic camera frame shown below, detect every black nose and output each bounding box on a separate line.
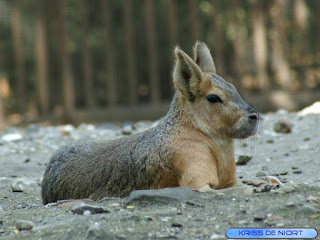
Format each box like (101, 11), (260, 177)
(248, 113), (259, 121)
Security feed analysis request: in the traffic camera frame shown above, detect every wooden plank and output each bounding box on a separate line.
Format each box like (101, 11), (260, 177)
(11, 0), (26, 114)
(144, 0), (160, 105)
(211, 0), (225, 75)
(80, 0), (94, 108)
(35, 0), (49, 113)
(101, 0), (117, 106)
(168, 0), (178, 46)
(57, 0), (75, 120)
(123, 0), (137, 106)
(188, 0), (199, 43)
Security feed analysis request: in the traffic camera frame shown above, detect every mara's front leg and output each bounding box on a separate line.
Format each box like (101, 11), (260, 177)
(175, 151), (222, 191)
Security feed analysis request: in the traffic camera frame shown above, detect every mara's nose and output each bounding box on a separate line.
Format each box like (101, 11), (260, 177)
(248, 112), (259, 123)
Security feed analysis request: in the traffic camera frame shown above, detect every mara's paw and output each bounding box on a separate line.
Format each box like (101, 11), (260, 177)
(196, 185), (215, 193)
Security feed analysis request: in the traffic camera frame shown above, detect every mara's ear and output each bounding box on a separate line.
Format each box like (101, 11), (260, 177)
(193, 41), (216, 73)
(173, 46), (203, 101)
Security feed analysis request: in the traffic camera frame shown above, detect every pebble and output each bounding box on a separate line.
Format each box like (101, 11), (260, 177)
(251, 179), (265, 187)
(122, 124), (133, 135)
(256, 172), (267, 177)
(260, 184), (273, 192)
(1, 133), (23, 142)
(210, 233), (226, 239)
(292, 170), (302, 174)
(11, 181), (24, 192)
(274, 120), (292, 133)
(238, 219), (248, 225)
(253, 213), (266, 221)
(71, 203), (111, 215)
(15, 220), (33, 231)
(83, 210), (92, 216)
(236, 155), (252, 165)
(264, 215), (284, 226)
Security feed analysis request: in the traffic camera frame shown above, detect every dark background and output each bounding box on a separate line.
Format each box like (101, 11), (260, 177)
(0, 0), (319, 126)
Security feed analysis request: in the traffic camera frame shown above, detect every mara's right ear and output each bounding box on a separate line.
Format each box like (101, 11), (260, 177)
(193, 41), (216, 73)
(173, 47), (203, 101)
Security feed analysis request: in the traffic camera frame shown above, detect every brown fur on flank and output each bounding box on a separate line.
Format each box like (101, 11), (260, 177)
(41, 41), (259, 204)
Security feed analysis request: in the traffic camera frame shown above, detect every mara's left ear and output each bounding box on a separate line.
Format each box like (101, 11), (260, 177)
(173, 46), (203, 101)
(193, 41), (216, 73)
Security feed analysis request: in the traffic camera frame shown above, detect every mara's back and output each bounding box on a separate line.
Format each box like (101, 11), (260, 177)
(41, 118), (178, 204)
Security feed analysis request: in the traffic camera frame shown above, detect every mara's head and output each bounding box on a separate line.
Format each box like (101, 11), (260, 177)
(173, 41), (259, 139)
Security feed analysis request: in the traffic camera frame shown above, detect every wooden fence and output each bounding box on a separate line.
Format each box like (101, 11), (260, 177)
(0, 0), (320, 125)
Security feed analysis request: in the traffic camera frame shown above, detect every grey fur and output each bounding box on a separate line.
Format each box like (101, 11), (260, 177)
(41, 95), (181, 204)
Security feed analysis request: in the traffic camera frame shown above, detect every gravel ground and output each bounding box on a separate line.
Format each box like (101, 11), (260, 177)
(0, 102), (320, 240)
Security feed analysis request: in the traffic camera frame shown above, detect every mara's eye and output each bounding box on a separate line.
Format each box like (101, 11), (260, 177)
(206, 94), (223, 104)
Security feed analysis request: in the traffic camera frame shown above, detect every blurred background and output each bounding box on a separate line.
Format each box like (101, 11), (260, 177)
(0, 0), (319, 127)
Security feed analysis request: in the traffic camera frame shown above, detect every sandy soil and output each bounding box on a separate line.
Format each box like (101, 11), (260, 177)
(0, 103), (320, 240)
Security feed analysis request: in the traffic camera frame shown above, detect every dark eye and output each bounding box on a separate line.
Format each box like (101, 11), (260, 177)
(206, 94), (223, 104)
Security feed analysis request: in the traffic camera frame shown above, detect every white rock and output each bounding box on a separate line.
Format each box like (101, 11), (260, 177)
(1, 133), (23, 142)
(298, 101), (320, 116)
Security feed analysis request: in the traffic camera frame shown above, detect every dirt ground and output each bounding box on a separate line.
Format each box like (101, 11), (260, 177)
(0, 102), (320, 240)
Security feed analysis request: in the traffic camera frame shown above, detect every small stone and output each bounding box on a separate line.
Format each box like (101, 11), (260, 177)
(126, 187), (200, 205)
(238, 220), (248, 225)
(24, 158), (31, 163)
(11, 181), (24, 192)
(251, 179), (266, 187)
(274, 120), (292, 133)
(122, 122), (134, 135)
(171, 223), (183, 228)
(279, 171), (288, 175)
(303, 137), (311, 141)
(260, 184), (273, 192)
(256, 172), (267, 177)
(71, 203), (111, 215)
(264, 215), (284, 226)
(1, 133), (23, 142)
(122, 125), (133, 135)
(254, 213), (266, 221)
(236, 155), (252, 165)
(15, 220), (33, 231)
(83, 210), (92, 216)
(292, 170), (302, 174)
(210, 233), (226, 239)
(266, 139), (274, 144)
(292, 166), (299, 170)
